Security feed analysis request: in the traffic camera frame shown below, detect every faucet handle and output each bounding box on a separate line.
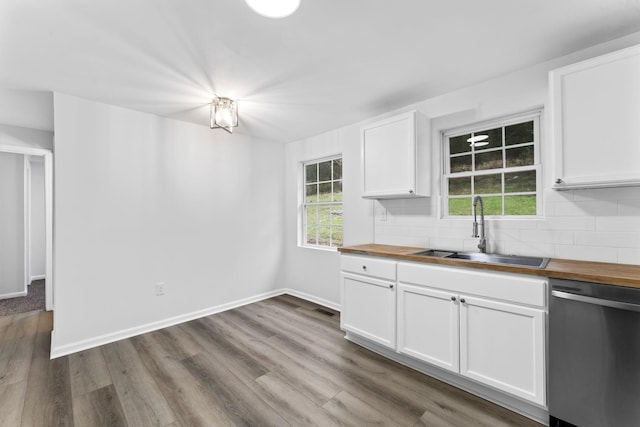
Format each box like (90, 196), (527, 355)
(472, 222), (478, 238)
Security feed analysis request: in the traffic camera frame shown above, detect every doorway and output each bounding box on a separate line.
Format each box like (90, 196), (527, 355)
(0, 144), (53, 313)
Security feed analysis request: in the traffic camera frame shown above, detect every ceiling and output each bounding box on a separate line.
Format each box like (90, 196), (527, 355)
(1, 0), (639, 143)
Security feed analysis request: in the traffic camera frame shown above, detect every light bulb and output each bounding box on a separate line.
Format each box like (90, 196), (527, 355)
(245, 0), (300, 18)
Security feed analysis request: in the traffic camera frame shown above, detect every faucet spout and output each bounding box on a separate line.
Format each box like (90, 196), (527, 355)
(472, 195), (487, 253)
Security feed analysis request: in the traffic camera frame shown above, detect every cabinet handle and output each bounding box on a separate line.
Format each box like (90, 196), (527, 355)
(555, 178), (563, 184)
(451, 296), (457, 302)
(460, 298), (466, 304)
(389, 284), (394, 289)
(409, 189), (414, 194)
(362, 265), (367, 271)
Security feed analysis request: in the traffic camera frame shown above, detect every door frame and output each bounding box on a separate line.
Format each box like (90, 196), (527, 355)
(0, 144), (53, 310)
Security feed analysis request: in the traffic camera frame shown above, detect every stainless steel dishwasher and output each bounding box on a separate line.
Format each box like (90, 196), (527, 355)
(549, 278), (640, 427)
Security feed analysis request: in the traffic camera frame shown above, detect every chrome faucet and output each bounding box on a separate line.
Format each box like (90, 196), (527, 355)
(472, 195), (486, 253)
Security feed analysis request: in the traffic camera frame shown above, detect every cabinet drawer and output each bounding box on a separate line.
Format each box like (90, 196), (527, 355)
(341, 255), (397, 281)
(398, 262), (546, 308)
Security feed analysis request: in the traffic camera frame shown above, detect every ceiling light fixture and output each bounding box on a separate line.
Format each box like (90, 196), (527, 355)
(467, 134), (489, 147)
(245, 0), (300, 18)
(210, 96), (238, 133)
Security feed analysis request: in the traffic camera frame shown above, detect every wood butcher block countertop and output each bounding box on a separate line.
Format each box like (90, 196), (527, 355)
(339, 244), (640, 289)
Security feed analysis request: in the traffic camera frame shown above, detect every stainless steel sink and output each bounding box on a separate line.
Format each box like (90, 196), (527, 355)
(412, 249), (549, 268)
(412, 249), (456, 258)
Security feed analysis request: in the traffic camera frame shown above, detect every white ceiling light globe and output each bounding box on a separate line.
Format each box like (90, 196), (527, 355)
(245, 0), (301, 18)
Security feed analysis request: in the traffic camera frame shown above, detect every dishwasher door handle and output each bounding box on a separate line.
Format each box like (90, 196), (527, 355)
(552, 290), (640, 312)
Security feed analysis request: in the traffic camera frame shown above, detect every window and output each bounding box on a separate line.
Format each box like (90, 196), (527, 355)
(444, 112), (541, 217)
(303, 156), (343, 248)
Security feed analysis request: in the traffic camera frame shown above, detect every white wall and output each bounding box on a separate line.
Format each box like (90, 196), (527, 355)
(52, 93), (285, 356)
(29, 157), (46, 281)
(283, 31), (640, 309)
(0, 151), (25, 298)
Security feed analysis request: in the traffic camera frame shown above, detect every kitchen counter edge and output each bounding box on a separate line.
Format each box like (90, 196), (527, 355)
(339, 244), (640, 289)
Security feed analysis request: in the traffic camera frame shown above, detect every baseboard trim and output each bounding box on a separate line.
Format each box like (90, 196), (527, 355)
(29, 275), (45, 284)
(50, 288), (341, 359)
(50, 289), (285, 359)
(0, 290), (28, 300)
(278, 288), (341, 312)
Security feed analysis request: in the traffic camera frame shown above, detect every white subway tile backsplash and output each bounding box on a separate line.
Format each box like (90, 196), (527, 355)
(553, 200), (618, 217)
(521, 229), (574, 245)
(555, 245), (618, 263)
(429, 237), (465, 251)
(543, 217), (596, 231)
(619, 199), (640, 216)
(618, 248), (640, 265)
(503, 241), (556, 258)
(572, 187), (640, 201)
(596, 216), (640, 232)
(373, 186), (640, 265)
(575, 231), (640, 248)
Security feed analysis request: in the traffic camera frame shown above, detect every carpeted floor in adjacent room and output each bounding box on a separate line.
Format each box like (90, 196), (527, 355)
(0, 279), (45, 317)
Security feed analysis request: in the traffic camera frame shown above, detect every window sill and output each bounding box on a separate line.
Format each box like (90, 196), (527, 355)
(299, 244), (340, 252)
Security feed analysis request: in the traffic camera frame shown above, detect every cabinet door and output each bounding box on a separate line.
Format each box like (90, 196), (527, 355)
(459, 295), (545, 405)
(550, 44), (640, 189)
(341, 272), (396, 349)
(397, 284), (459, 372)
(362, 111), (416, 198)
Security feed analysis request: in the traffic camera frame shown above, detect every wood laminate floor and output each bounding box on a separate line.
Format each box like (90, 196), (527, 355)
(0, 295), (543, 426)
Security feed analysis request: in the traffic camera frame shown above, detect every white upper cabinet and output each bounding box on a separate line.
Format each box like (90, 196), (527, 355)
(550, 44), (640, 190)
(361, 110), (430, 198)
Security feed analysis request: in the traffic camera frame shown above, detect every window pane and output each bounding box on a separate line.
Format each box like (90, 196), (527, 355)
(318, 226), (331, 246)
(472, 127), (502, 151)
(318, 205), (331, 224)
(306, 227), (317, 245)
(448, 177), (471, 196)
(481, 196), (502, 215)
(450, 154), (472, 173)
(475, 150), (503, 170)
(505, 121), (534, 146)
(305, 206), (318, 226)
(450, 134), (471, 155)
(333, 159), (342, 180)
(333, 180), (343, 202)
(318, 160), (332, 182)
(505, 145), (534, 167)
(319, 182), (332, 201)
(474, 173), (502, 194)
(505, 170), (536, 193)
(505, 195), (536, 215)
(331, 227), (343, 247)
(330, 206), (343, 225)
(305, 184), (318, 202)
(449, 197), (471, 216)
(305, 164), (317, 183)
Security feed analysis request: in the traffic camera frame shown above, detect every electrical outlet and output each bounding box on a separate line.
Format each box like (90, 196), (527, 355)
(155, 282), (165, 296)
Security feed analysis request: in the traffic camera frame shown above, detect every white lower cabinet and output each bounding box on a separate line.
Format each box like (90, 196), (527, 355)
(459, 295), (545, 405)
(397, 284), (459, 372)
(342, 273), (396, 348)
(396, 262), (547, 406)
(341, 255), (547, 408)
(340, 255), (397, 349)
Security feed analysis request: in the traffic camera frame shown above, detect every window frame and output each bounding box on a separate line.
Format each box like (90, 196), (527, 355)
(442, 110), (542, 219)
(300, 154), (343, 250)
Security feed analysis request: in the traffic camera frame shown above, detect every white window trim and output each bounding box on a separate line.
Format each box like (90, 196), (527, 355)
(441, 110), (543, 219)
(299, 154), (343, 251)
